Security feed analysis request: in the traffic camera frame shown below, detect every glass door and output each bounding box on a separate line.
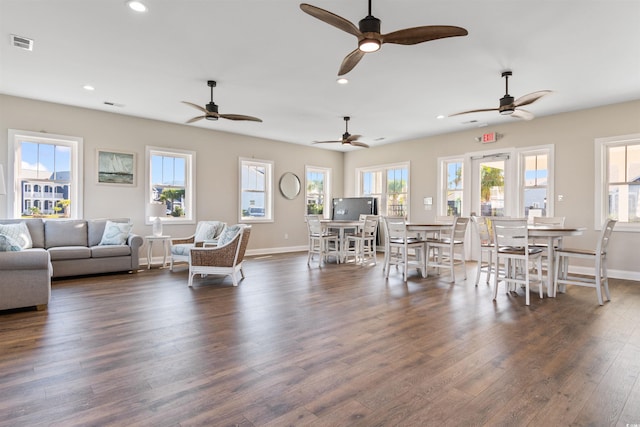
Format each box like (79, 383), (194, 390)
(471, 154), (513, 218)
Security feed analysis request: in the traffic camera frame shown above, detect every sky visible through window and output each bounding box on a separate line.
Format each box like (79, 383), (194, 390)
(21, 141), (71, 179)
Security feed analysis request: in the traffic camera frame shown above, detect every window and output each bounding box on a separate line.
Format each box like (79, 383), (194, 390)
(146, 146), (194, 224)
(240, 158), (273, 222)
(8, 129), (83, 219)
(596, 133), (640, 231)
(357, 162), (409, 217)
(444, 159), (464, 216)
(520, 147), (553, 222)
(305, 166), (331, 218)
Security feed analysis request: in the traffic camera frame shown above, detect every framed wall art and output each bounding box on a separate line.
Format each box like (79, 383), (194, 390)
(97, 149), (136, 186)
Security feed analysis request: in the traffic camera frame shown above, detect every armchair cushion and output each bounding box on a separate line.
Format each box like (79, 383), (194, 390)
(171, 243), (193, 256)
(217, 224), (241, 247)
(194, 221), (225, 243)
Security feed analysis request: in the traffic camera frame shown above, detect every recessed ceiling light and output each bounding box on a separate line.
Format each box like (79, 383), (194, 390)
(436, 114), (445, 119)
(336, 77), (349, 85)
(83, 85), (95, 91)
(126, 1), (147, 12)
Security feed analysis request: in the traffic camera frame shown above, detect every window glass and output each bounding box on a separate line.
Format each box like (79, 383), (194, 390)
(147, 146), (194, 223)
(446, 161), (463, 216)
(358, 163), (409, 217)
(9, 130), (82, 219)
(306, 166), (331, 217)
(523, 153), (548, 219)
(606, 142), (640, 223)
(240, 158), (273, 221)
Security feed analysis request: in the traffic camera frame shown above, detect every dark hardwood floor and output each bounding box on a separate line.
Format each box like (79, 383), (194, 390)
(1, 252), (639, 426)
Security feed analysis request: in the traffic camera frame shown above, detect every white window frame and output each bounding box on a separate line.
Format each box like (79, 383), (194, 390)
(239, 157), (273, 223)
(8, 129), (83, 219)
(305, 165), (331, 219)
(356, 161), (410, 218)
(437, 155), (465, 217)
(595, 133), (640, 232)
(145, 146), (195, 225)
(517, 144), (555, 220)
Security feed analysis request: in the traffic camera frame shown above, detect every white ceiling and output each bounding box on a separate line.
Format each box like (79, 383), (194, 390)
(2, 1), (639, 151)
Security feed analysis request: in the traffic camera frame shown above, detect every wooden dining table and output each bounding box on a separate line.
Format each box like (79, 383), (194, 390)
(527, 225), (586, 297)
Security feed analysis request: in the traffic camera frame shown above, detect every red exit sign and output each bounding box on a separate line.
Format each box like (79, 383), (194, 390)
(482, 132), (497, 143)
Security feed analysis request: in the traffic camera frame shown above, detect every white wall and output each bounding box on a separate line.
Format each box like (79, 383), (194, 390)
(0, 94), (344, 255)
(343, 100), (640, 278)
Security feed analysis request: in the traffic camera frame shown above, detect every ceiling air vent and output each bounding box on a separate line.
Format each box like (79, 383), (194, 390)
(11, 34), (34, 51)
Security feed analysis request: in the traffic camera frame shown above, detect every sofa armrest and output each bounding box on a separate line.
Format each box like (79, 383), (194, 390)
(0, 249), (51, 270)
(127, 234), (144, 270)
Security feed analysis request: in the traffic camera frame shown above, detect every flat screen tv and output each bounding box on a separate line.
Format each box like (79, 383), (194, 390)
(331, 197), (378, 220)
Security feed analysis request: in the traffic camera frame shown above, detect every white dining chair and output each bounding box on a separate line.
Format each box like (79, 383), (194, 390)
(492, 218), (543, 306)
(553, 219), (617, 305)
(425, 216), (469, 283)
(382, 216), (427, 282)
(345, 215), (378, 265)
(471, 216), (494, 286)
(305, 215), (340, 266)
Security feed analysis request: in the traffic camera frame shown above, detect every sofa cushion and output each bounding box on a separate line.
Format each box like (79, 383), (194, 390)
(0, 234), (23, 252)
(217, 224), (242, 247)
(45, 220), (88, 248)
(88, 218), (131, 247)
(0, 222), (33, 249)
(99, 220), (132, 245)
(91, 245), (131, 258)
(48, 246), (92, 261)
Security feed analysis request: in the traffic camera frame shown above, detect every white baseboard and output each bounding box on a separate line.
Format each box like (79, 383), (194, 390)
(570, 266), (640, 281)
(246, 245), (307, 257)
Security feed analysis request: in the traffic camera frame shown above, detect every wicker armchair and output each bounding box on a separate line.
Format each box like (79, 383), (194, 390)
(188, 225), (251, 287)
(169, 221), (226, 270)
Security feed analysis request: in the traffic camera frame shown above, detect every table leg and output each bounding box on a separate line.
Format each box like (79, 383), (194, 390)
(546, 236), (555, 297)
(162, 239), (168, 268)
(147, 240), (152, 269)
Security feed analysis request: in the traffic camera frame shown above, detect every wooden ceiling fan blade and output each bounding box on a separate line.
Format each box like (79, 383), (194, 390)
(349, 141), (370, 148)
(313, 140), (342, 144)
(300, 3), (361, 37)
(449, 108), (498, 117)
(182, 101), (207, 113)
(338, 49), (366, 76)
(514, 90), (552, 107)
(219, 114), (263, 122)
(511, 109), (535, 120)
(186, 116), (206, 123)
(345, 134), (362, 142)
(383, 25), (468, 45)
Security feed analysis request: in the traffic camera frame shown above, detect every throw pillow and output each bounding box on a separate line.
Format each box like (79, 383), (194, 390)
(0, 234), (23, 252)
(194, 221), (224, 242)
(99, 220), (132, 245)
(217, 225), (242, 247)
(0, 222), (33, 249)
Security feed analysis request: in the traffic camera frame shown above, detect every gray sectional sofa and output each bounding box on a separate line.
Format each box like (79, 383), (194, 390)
(0, 218), (143, 311)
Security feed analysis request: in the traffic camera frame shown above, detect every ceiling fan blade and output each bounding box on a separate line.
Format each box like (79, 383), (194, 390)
(312, 140), (342, 144)
(219, 113), (263, 122)
(511, 109), (535, 120)
(300, 3), (361, 37)
(449, 108), (499, 117)
(383, 25), (468, 45)
(345, 134), (362, 142)
(338, 49), (366, 76)
(514, 90), (552, 107)
(182, 101), (207, 113)
(186, 116), (206, 124)
(349, 141), (370, 148)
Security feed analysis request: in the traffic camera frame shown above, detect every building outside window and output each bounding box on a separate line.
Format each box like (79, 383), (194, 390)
(444, 159), (464, 216)
(240, 158), (273, 222)
(8, 129), (82, 219)
(521, 150), (550, 221)
(146, 146), (194, 224)
(305, 166), (331, 218)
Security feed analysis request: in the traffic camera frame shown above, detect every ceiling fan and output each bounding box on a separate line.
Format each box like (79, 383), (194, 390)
(300, 1), (468, 76)
(182, 80), (262, 123)
(312, 116), (369, 148)
(450, 71), (552, 121)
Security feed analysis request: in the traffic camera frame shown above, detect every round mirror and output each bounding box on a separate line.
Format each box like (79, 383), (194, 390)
(279, 172), (301, 200)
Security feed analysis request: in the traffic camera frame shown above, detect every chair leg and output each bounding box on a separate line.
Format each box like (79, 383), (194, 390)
(493, 256), (500, 300)
(450, 249), (455, 283)
(536, 257), (543, 299)
(486, 251), (492, 285)
(188, 271), (194, 287)
(595, 257), (604, 305)
(602, 256), (611, 302)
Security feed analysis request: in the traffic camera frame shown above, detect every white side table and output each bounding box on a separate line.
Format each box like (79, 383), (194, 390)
(146, 235), (171, 269)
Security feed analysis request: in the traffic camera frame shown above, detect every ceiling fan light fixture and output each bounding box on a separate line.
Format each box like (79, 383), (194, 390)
(500, 108), (514, 116)
(358, 38), (381, 52)
(126, 0), (147, 12)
